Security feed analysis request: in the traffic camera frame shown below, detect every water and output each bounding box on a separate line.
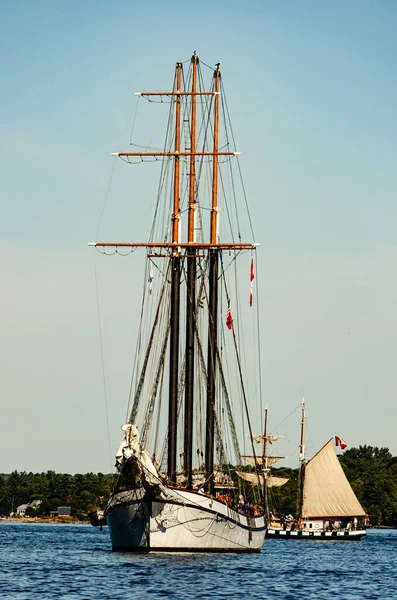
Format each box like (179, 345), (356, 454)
(0, 524), (396, 599)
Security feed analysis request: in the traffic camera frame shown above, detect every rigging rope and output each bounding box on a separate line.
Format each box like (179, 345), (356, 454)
(94, 267), (114, 472)
(127, 262), (170, 423)
(220, 78), (256, 240)
(141, 320), (170, 447)
(219, 253), (262, 493)
(129, 94), (141, 145)
(95, 157), (117, 242)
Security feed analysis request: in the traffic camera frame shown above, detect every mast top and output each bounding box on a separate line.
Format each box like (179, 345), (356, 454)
(94, 56), (255, 253)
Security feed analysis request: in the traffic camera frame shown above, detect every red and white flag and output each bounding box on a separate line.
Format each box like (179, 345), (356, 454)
(335, 435), (347, 450)
(226, 302), (233, 330)
(249, 258), (255, 307)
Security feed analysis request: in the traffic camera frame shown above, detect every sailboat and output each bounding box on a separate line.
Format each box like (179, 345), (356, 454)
(89, 53), (267, 552)
(266, 400), (367, 540)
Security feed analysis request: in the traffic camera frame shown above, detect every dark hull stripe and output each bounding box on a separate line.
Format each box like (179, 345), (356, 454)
(112, 546), (262, 553)
(266, 530), (366, 541)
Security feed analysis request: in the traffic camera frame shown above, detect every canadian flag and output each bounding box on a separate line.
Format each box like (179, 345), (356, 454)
(335, 435), (347, 450)
(226, 302), (233, 330)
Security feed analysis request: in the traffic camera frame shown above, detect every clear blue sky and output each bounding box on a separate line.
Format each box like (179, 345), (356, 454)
(1, 0), (396, 472)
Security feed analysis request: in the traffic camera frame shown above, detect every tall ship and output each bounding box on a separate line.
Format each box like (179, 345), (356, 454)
(89, 53), (267, 551)
(266, 401), (367, 540)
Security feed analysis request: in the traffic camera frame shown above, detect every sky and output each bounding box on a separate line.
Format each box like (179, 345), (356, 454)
(1, 0), (396, 473)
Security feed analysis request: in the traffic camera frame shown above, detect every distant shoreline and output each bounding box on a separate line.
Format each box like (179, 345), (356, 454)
(1, 517), (396, 530)
(1, 516), (88, 524)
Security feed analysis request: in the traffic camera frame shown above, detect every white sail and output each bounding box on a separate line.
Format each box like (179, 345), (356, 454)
(302, 440), (366, 517)
(236, 471), (289, 488)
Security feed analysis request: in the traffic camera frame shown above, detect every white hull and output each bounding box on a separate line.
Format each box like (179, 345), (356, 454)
(106, 488), (266, 552)
(267, 527), (366, 540)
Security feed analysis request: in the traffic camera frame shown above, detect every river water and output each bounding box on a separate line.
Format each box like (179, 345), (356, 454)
(0, 523), (395, 599)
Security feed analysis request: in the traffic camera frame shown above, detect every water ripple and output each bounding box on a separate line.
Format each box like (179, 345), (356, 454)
(0, 524), (395, 599)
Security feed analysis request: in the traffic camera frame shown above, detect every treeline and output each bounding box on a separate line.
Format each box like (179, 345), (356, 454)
(340, 445), (397, 526)
(270, 445), (397, 527)
(0, 471), (114, 519)
(1, 446), (397, 525)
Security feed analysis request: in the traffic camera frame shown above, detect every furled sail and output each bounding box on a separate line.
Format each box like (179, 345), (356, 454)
(251, 434), (279, 444)
(236, 471), (289, 488)
(267, 475), (290, 488)
(242, 455), (284, 467)
(115, 423), (159, 486)
(302, 440), (366, 518)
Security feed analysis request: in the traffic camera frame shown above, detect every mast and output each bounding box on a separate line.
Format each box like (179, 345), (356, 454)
(297, 397), (305, 518)
(184, 53), (198, 489)
(205, 64), (221, 495)
(262, 407), (269, 521)
(167, 62), (182, 484)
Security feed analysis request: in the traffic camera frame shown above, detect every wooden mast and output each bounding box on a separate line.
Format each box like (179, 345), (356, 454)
(262, 407), (269, 521)
(297, 398), (306, 518)
(210, 63), (220, 245)
(205, 64), (221, 495)
(172, 63), (182, 244)
(187, 52), (198, 245)
(167, 62), (182, 484)
(184, 53), (198, 489)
